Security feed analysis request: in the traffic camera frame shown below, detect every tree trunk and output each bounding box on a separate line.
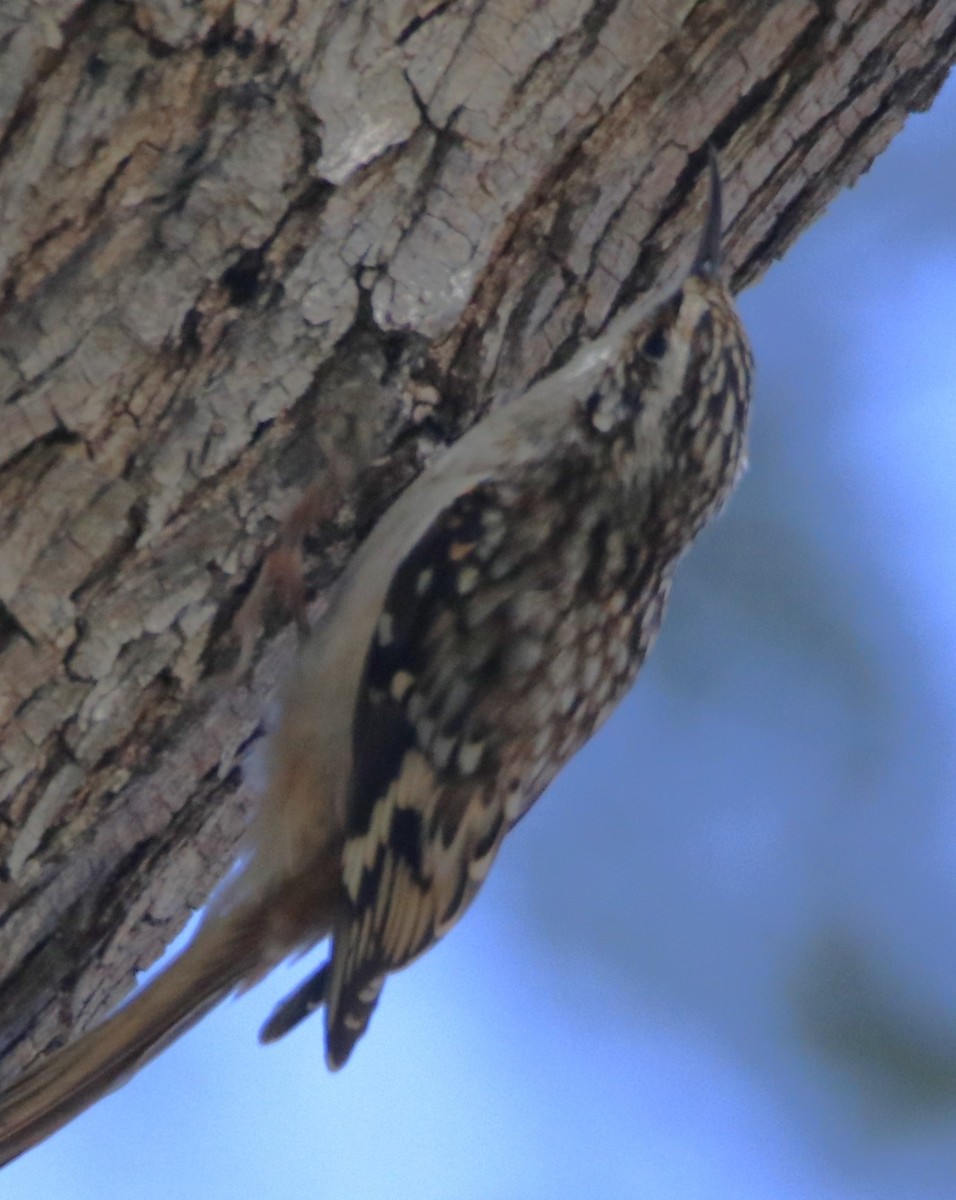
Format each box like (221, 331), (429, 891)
(0, 0), (952, 1078)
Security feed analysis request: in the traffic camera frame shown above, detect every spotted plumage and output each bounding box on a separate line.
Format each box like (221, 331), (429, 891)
(0, 148), (753, 1163)
(319, 157), (752, 1061)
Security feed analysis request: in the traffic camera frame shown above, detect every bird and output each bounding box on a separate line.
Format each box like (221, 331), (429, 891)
(0, 145), (753, 1165)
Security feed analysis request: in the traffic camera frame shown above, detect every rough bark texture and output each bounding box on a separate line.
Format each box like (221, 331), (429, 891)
(0, 0), (952, 1079)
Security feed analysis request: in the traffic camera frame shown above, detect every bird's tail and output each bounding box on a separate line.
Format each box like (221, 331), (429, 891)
(0, 906), (266, 1168)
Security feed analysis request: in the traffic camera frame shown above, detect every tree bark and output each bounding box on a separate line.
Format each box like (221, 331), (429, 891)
(0, 0), (952, 1079)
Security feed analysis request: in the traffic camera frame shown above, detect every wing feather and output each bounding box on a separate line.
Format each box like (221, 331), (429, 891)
(324, 485), (516, 1066)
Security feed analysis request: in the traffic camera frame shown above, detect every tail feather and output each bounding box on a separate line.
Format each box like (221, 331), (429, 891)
(0, 912), (261, 1167)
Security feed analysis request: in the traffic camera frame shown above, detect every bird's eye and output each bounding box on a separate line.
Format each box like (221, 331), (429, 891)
(642, 328), (668, 359)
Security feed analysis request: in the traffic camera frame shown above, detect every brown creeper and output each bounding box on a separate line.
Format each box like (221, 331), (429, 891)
(0, 149), (752, 1163)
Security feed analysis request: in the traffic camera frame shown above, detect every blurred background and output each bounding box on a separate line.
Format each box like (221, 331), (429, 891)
(8, 73), (956, 1200)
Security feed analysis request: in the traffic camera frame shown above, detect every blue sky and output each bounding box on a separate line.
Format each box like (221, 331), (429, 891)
(7, 72), (956, 1200)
